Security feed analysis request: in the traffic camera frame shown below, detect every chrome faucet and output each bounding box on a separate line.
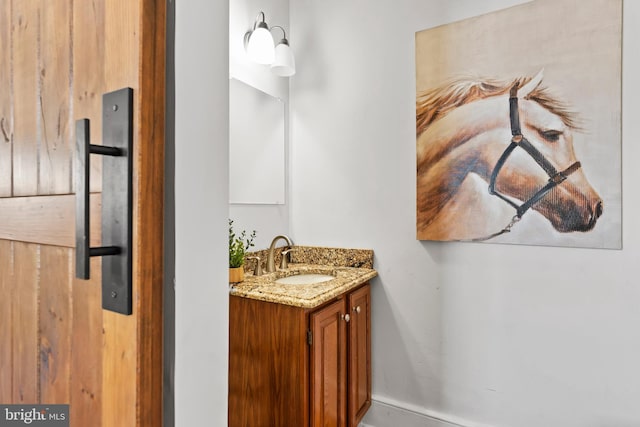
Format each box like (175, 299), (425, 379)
(266, 235), (293, 273)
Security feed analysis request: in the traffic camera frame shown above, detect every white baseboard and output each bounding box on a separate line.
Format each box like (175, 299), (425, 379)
(359, 395), (494, 427)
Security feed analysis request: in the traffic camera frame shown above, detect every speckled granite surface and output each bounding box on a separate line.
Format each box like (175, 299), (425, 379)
(230, 246), (376, 308)
(291, 246), (374, 268)
(243, 245), (374, 273)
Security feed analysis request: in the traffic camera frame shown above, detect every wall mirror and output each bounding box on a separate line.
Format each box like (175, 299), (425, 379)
(229, 78), (286, 204)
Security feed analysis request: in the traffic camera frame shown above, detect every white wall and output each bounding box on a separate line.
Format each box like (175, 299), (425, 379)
(229, 0), (292, 249)
(290, 1), (640, 426)
(174, 0), (229, 425)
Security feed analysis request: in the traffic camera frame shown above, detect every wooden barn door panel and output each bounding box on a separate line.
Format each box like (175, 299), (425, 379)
(0, 0), (11, 197)
(11, 1), (38, 197)
(0, 1), (165, 426)
(39, 245), (73, 404)
(0, 240), (13, 403)
(12, 242), (39, 403)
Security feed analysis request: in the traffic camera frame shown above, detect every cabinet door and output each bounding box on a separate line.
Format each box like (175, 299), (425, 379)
(310, 299), (348, 427)
(348, 284), (372, 426)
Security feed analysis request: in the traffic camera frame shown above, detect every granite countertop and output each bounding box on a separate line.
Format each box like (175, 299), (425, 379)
(229, 246), (377, 309)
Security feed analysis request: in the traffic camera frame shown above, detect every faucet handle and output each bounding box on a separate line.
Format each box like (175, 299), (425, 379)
(280, 248), (295, 270)
(246, 256), (263, 276)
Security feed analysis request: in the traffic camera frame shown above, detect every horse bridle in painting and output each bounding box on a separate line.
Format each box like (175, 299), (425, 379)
(469, 83), (582, 242)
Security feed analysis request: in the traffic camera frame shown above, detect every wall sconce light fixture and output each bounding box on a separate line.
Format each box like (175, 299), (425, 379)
(270, 26), (295, 77)
(244, 12), (296, 77)
(244, 12), (275, 64)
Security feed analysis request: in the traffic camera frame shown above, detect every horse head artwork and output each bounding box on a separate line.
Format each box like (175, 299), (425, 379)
(416, 70), (603, 242)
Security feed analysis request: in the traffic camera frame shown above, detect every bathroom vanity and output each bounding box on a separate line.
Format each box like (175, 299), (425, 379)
(228, 247), (377, 427)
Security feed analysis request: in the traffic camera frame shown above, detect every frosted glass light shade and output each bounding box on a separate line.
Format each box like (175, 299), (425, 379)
(246, 23), (275, 64)
(271, 42), (295, 77)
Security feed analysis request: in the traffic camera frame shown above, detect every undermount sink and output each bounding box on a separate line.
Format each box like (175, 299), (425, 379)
(274, 273), (336, 285)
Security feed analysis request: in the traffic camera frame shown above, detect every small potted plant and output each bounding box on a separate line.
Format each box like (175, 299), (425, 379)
(229, 219), (256, 283)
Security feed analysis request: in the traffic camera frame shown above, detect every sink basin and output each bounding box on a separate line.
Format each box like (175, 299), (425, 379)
(274, 274), (335, 285)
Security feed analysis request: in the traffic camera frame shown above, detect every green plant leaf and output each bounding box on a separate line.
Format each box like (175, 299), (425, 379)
(228, 219), (257, 268)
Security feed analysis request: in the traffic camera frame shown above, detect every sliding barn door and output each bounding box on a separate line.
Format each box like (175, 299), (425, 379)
(0, 1), (165, 426)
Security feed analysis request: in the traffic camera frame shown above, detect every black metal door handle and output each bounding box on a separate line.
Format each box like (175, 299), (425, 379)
(75, 118), (121, 276)
(75, 88), (133, 315)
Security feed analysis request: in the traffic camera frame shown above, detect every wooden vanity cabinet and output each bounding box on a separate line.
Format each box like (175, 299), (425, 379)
(310, 298), (348, 427)
(229, 283), (371, 427)
(347, 284), (372, 425)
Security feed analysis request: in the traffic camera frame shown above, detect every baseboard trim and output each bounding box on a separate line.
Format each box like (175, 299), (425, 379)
(359, 395), (494, 427)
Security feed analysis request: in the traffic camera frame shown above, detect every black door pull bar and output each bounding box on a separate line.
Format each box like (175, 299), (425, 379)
(75, 87), (133, 315)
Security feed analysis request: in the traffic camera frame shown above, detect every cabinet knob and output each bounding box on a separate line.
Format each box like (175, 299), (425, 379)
(342, 313), (351, 322)
(353, 306), (361, 314)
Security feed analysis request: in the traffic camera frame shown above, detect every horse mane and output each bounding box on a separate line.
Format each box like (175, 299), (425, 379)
(416, 75), (581, 136)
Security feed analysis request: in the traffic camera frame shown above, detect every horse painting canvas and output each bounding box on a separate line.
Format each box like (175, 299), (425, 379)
(415, 0), (622, 248)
